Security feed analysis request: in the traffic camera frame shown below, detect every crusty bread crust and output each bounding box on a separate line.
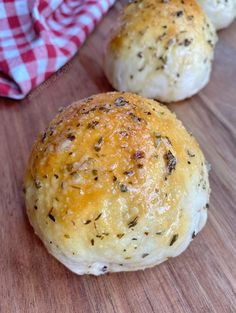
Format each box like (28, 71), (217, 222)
(25, 92), (210, 275)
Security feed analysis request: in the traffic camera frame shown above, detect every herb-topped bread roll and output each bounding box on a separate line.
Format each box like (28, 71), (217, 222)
(197, 0), (236, 30)
(25, 92), (210, 275)
(104, 0), (217, 103)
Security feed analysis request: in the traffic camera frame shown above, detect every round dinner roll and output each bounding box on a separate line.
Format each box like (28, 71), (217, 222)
(104, 0), (217, 103)
(24, 92), (210, 276)
(197, 0), (236, 30)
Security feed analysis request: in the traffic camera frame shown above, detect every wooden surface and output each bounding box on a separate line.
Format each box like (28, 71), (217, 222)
(0, 2), (236, 312)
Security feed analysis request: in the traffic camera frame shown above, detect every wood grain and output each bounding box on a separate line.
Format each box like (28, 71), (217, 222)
(0, 2), (236, 312)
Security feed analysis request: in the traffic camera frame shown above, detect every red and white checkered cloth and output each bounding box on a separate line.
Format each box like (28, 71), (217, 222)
(0, 0), (115, 99)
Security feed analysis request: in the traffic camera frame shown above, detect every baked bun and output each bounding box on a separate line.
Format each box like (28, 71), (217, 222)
(197, 0), (236, 30)
(104, 0), (217, 103)
(25, 92), (210, 275)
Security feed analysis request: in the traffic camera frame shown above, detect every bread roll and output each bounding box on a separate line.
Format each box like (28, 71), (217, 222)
(104, 0), (217, 103)
(24, 92), (210, 275)
(198, 0), (236, 30)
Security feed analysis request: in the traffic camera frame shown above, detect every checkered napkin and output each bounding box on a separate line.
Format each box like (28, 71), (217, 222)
(0, 0), (115, 100)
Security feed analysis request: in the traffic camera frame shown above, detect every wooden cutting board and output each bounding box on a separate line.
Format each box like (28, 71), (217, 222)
(0, 2), (235, 312)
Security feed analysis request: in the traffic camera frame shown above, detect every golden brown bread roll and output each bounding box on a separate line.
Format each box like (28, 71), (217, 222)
(25, 92), (210, 275)
(197, 0), (236, 30)
(104, 0), (217, 103)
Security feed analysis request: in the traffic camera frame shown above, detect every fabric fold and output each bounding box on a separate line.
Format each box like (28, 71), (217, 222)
(0, 0), (115, 99)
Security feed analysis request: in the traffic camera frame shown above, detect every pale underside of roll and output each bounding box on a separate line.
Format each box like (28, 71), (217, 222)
(197, 0), (236, 30)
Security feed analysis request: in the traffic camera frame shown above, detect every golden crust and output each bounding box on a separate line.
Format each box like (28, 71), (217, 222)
(110, 0), (215, 55)
(25, 92), (209, 274)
